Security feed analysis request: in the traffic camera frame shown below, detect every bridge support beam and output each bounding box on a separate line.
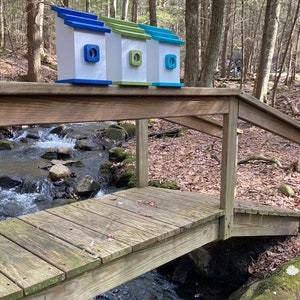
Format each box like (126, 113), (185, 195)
(219, 96), (239, 239)
(136, 119), (149, 187)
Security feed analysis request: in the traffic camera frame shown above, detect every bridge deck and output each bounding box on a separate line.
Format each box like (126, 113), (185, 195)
(0, 187), (299, 300)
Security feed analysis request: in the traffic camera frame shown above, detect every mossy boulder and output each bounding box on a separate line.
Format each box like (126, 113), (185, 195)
(229, 256), (300, 300)
(278, 184), (295, 197)
(103, 124), (127, 142)
(108, 147), (134, 163)
(0, 139), (15, 150)
(118, 122), (136, 139)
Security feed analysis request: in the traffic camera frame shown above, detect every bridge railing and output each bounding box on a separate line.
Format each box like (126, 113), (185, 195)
(0, 82), (299, 239)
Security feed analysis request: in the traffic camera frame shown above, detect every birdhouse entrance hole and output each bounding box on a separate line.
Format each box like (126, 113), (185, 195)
(84, 44), (100, 63)
(129, 50), (142, 67)
(165, 54), (177, 69)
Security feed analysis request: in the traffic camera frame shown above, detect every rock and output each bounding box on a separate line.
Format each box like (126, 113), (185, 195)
(99, 161), (115, 184)
(103, 125), (127, 142)
(50, 124), (67, 135)
(0, 139), (14, 150)
(76, 175), (100, 197)
(228, 256), (300, 300)
(75, 138), (98, 151)
(57, 147), (73, 159)
(108, 147), (128, 162)
(188, 237), (282, 287)
(41, 147), (73, 160)
(278, 184), (295, 197)
(49, 164), (71, 181)
(41, 149), (58, 160)
(0, 175), (23, 189)
(119, 122), (136, 139)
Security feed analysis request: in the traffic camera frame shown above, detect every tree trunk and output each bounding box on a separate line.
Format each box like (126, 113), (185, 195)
(86, 0), (91, 12)
(121, 0), (129, 20)
(184, 0), (199, 86)
(199, 0), (225, 87)
(253, 0), (280, 103)
(62, 0), (69, 7)
(271, 0), (300, 106)
(0, 0), (4, 48)
(131, 0), (138, 22)
(221, 0), (232, 78)
(149, 0), (157, 26)
(27, 0), (42, 82)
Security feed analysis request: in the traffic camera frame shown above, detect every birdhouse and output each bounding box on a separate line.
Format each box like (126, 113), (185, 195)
(138, 23), (184, 87)
(51, 5), (112, 85)
(99, 17), (151, 86)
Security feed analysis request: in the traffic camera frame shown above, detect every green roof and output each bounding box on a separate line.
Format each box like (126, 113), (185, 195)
(100, 16), (151, 40)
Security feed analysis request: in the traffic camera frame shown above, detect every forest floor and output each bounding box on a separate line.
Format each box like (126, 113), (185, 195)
(1, 51), (299, 278)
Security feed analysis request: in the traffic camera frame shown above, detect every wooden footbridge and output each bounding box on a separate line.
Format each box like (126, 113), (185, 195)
(0, 82), (299, 300)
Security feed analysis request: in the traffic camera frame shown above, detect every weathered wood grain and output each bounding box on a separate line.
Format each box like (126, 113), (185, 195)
(0, 235), (64, 296)
(0, 273), (23, 300)
(0, 218), (100, 278)
(219, 97), (239, 239)
(136, 119), (149, 187)
(19, 211), (132, 263)
(232, 214), (299, 236)
(21, 220), (220, 300)
(0, 95), (228, 126)
(46, 204), (158, 251)
(73, 199), (180, 240)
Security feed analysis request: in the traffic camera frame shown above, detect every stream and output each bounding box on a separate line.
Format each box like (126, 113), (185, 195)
(0, 123), (236, 300)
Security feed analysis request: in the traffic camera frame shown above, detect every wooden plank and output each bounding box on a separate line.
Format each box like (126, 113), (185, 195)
(22, 220), (219, 300)
(141, 187), (221, 208)
(235, 200), (300, 217)
(114, 188), (223, 230)
(136, 119), (149, 187)
(219, 96), (239, 239)
(164, 116), (224, 138)
(74, 199), (180, 240)
(19, 211), (132, 264)
(0, 95), (229, 126)
(0, 273), (23, 300)
(165, 115), (243, 138)
(0, 235), (64, 296)
(0, 82), (241, 97)
(0, 218), (100, 278)
(46, 205), (158, 251)
(239, 101), (300, 144)
(232, 213), (299, 237)
(101, 193), (198, 229)
(112, 189), (223, 225)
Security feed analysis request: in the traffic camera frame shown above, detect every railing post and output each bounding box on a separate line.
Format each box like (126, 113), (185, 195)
(219, 97), (239, 239)
(136, 119), (149, 188)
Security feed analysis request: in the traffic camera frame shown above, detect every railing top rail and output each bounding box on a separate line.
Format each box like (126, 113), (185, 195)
(0, 82), (299, 144)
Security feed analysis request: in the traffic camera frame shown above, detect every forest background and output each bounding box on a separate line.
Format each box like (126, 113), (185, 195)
(0, 0), (300, 281)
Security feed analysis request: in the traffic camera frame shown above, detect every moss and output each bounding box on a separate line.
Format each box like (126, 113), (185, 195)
(116, 166), (136, 188)
(118, 121), (136, 139)
(149, 180), (179, 190)
(0, 139), (14, 150)
(230, 257), (300, 299)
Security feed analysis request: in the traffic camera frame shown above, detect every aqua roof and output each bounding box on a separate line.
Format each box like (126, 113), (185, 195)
(138, 23), (184, 45)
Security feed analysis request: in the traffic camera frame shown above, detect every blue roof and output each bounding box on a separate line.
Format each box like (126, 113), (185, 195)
(51, 6), (111, 33)
(139, 23), (184, 45)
